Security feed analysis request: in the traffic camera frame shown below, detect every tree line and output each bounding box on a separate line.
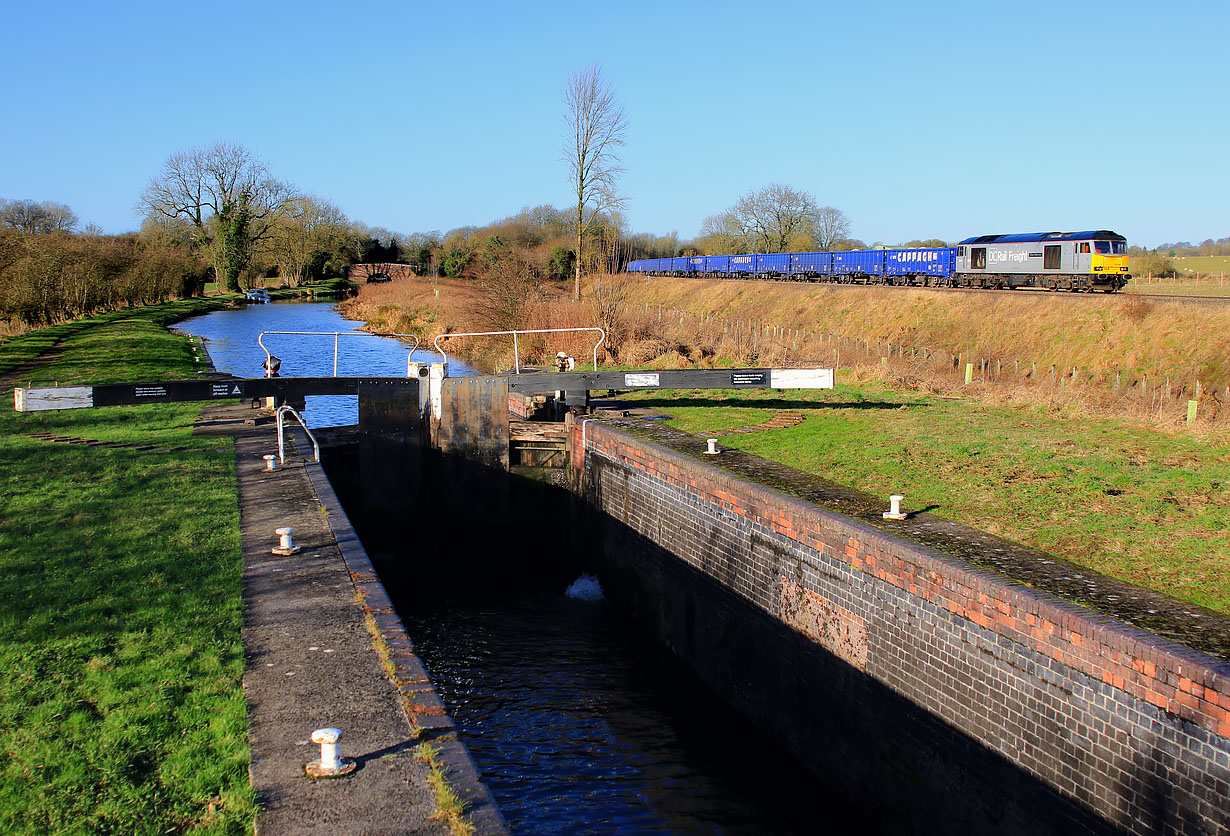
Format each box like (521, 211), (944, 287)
(0, 150), (417, 329)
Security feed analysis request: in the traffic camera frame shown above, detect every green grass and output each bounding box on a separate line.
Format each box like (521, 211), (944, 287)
(1128, 255), (1230, 296)
(625, 377), (1230, 614)
(1173, 255), (1230, 275)
(0, 303), (253, 834)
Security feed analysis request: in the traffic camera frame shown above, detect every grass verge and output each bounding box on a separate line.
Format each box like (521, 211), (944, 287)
(620, 377), (1230, 615)
(0, 302), (253, 834)
(360, 608), (473, 836)
(417, 743), (473, 836)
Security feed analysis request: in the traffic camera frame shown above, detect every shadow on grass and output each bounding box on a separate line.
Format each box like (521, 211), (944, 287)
(597, 396), (927, 411)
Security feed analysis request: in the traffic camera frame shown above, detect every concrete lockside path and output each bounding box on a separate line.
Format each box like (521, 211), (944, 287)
(214, 406), (506, 836)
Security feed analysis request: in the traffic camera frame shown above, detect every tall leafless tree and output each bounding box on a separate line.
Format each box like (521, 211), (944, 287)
(563, 64), (628, 300)
(139, 143), (296, 292)
(813, 205), (852, 251)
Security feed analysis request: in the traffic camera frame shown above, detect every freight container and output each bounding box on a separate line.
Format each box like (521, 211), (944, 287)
(729, 254), (755, 276)
(789, 252), (831, 276)
(831, 250), (884, 277)
(883, 248), (956, 278)
(755, 254), (790, 276)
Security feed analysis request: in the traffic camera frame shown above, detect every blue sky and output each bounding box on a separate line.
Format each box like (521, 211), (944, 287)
(2, 0), (1225, 248)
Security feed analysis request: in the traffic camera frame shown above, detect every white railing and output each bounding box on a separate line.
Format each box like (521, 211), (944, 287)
(432, 327), (606, 373)
(276, 404), (319, 464)
(257, 331), (422, 377)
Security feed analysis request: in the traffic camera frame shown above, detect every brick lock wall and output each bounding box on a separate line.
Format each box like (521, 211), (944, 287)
(572, 420), (1230, 836)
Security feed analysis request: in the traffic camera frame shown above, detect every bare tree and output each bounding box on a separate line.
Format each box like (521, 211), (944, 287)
(139, 143), (297, 292)
(0, 199), (78, 234)
(727, 184), (822, 253)
(697, 211), (751, 254)
(814, 205), (851, 251)
(563, 64), (628, 300)
(267, 195), (349, 287)
(475, 246), (544, 331)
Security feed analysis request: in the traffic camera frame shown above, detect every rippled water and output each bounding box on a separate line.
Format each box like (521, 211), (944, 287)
(397, 579), (856, 836)
(176, 300), (474, 427)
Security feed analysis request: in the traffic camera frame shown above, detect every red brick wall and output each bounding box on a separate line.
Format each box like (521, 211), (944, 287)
(572, 418), (1230, 835)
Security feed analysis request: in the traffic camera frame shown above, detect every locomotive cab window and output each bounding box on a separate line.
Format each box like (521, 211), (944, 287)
(1079, 243), (1091, 253)
(1111, 241), (1126, 254)
(1044, 245), (1061, 269)
(1094, 241), (1111, 253)
(971, 247), (986, 269)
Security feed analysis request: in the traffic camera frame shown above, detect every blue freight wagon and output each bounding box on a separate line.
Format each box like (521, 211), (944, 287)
(755, 254), (790, 276)
(688, 256), (705, 274)
(832, 250), (884, 279)
(789, 252), (831, 277)
(729, 254), (755, 276)
(883, 248), (956, 281)
(670, 256), (690, 274)
(704, 255), (731, 275)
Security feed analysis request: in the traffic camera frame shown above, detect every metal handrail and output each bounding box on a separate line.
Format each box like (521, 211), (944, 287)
(432, 327), (606, 373)
(257, 331), (422, 377)
(276, 404), (319, 464)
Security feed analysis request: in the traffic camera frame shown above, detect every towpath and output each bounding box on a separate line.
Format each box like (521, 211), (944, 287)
(199, 403), (506, 835)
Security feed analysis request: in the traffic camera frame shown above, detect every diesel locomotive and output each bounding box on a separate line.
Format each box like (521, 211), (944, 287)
(626, 230), (1131, 292)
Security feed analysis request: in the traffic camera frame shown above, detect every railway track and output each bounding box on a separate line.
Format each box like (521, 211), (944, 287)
(669, 275), (1230, 305)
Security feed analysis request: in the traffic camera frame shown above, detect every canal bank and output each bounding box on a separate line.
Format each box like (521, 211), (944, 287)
(212, 402), (505, 835)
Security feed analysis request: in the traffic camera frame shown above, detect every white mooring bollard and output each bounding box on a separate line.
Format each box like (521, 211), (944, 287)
(883, 494), (908, 521)
(305, 727), (356, 778)
(704, 438), (720, 455)
(273, 526), (301, 556)
(263, 454), (278, 472)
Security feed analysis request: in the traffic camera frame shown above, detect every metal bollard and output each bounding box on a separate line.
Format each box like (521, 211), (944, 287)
(273, 526), (301, 555)
(305, 727), (356, 778)
(883, 494), (908, 520)
(704, 438), (720, 455)
(263, 454), (278, 472)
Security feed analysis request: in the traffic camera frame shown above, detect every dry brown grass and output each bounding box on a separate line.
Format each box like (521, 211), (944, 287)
(622, 278), (1230, 432)
(339, 274), (1230, 432)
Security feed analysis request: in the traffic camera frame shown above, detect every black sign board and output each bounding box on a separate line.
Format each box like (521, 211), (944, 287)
(730, 371), (768, 386)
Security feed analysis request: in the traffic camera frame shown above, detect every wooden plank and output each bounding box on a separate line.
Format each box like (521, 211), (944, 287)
(13, 377), (419, 412)
(14, 386), (93, 412)
(505, 367), (834, 394)
(509, 421), (569, 444)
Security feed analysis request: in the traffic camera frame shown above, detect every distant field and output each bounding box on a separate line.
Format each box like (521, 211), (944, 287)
(1127, 255), (1230, 296)
(1126, 272), (1230, 297)
(1173, 255), (1230, 275)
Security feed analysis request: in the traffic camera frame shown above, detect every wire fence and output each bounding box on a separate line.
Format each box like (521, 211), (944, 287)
(628, 302), (1226, 429)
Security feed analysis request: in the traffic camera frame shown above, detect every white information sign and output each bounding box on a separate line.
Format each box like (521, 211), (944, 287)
(624, 373), (661, 387)
(769, 368), (835, 389)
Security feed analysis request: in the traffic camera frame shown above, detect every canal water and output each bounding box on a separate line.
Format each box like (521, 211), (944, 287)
(177, 300), (473, 427)
(178, 300), (856, 834)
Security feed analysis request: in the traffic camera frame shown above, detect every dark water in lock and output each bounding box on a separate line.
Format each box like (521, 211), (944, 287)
(324, 439), (859, 836)
(176, 299), (474, 427)
(396, 581), (849, 836)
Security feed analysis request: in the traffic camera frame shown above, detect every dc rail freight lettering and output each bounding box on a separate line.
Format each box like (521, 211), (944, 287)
(626, 231), (1132, 293)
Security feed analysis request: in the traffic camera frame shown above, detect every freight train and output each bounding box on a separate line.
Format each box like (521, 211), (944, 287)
(626, 230), (1131, 292)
